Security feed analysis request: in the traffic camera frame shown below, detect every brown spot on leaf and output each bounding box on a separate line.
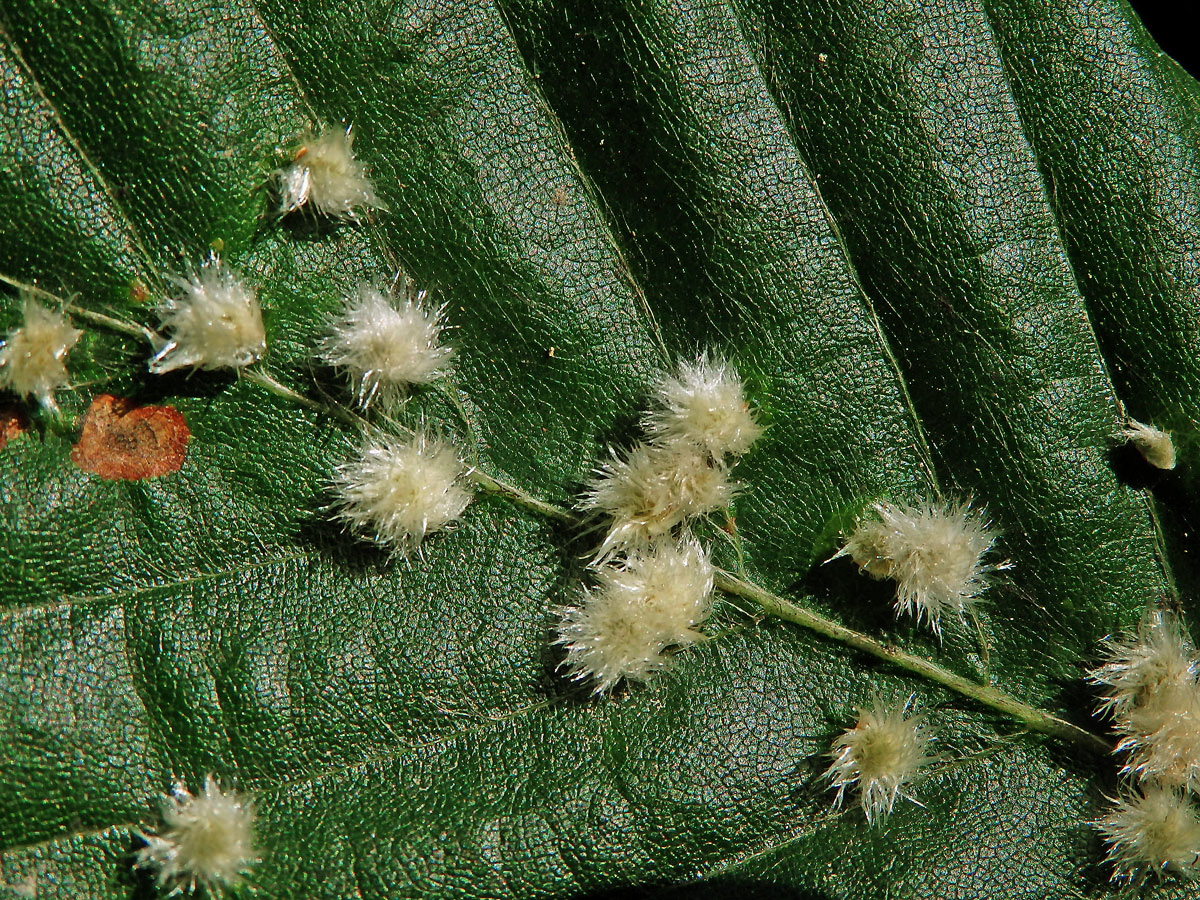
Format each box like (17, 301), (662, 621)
(71, 394), (189, 480)
(0, 404), (29, 450)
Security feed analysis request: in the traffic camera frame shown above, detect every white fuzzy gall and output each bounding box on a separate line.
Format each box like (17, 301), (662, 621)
(557, 537), (715, 693)
(332, 430), (472, 554)
(1096, 786), (1200, 882)
(320, 282), (452, 409)
(0, 298), (81, 412)
(135, 775), (257, 894)
(1090, 611), (1196, 721)
(645, 355), (762, 458)
(149, 256), (265, 374)
(1123, 418), (1177, 470)
(583, 440), (734, 559)
(277, 126), (383, 222)
(826, 697), (932, 824)
(1119, 683), (1200, 791)
(836, 498), (1004, 634)
(1091, 611), (1200, 791)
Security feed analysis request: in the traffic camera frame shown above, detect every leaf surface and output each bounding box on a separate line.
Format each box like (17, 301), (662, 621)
(1, 1), (1197, 897)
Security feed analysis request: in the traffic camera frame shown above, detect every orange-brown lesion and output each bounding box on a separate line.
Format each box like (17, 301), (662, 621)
(71, 393), (190, 480)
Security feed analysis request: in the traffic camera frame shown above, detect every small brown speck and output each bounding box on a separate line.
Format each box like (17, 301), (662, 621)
(71, 394), (189, 480)
(0, 404), (29, 450)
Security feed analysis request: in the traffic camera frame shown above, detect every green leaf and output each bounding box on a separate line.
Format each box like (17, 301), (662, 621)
(1, 1), (1197, 897)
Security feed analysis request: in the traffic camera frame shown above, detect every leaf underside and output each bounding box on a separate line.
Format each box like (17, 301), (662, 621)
(2, 1), (1200, 898)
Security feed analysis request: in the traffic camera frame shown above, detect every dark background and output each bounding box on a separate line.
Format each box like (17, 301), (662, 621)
(1130, 1), (1200, 78)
